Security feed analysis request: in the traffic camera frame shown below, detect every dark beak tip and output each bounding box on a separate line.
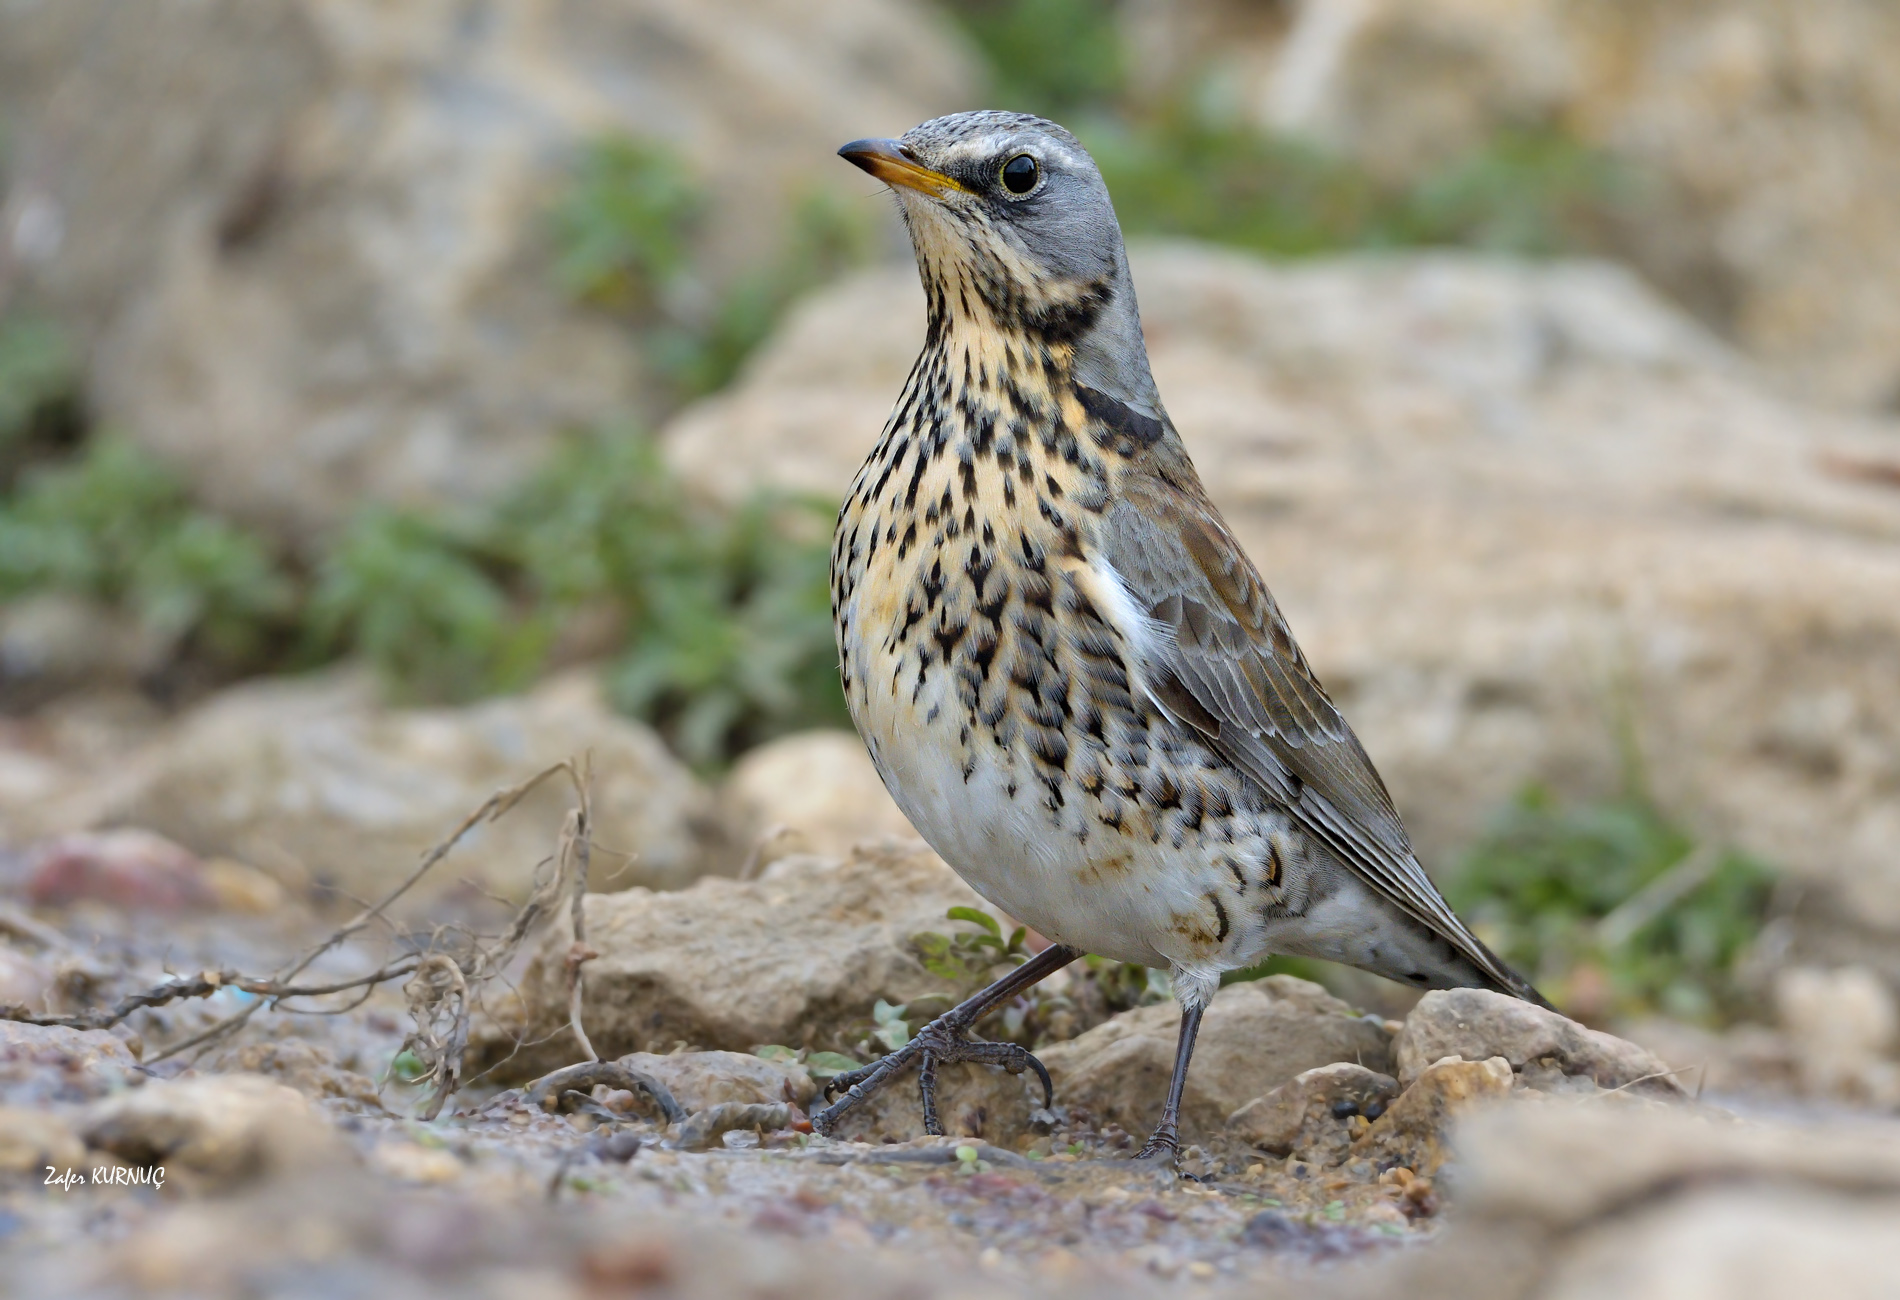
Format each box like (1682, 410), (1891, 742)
(838, 137), (901, 172)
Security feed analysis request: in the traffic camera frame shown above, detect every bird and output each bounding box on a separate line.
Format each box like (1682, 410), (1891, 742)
(816, 110), (1549, 1161)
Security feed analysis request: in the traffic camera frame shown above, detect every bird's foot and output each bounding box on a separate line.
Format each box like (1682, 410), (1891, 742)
(811, 1013), (1052, 1137)
(1131, 1121), (1181, 1166)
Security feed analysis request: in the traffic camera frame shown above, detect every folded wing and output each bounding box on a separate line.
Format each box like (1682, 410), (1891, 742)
(1097, 461), (1548, 1006)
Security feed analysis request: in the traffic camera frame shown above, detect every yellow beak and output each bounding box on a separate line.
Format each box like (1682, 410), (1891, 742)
(837, 138), (970, 199)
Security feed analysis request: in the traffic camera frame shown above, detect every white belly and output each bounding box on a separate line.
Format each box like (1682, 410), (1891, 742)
(852, 667), (1237, 970)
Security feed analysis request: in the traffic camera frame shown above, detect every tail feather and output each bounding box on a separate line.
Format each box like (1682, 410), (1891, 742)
(1464, 931), (1555, 1011)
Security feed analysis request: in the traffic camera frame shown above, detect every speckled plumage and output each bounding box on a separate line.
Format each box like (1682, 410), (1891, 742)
(821, 112), (1544, 1151)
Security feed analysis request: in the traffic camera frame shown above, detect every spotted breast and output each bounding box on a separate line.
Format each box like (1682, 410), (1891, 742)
(830, 279), (1310, 998)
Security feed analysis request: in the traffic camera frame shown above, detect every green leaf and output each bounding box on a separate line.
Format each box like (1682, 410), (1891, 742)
(946, 906), (1002, 937)
(802, 1052), (861, 1080)
(753, 1045), (799, 1063)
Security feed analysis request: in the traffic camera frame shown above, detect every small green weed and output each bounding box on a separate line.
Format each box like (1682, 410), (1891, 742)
(1444, 786), (1774, 1023)
(0, 314), (79, 474)
(311, 425), (846, 765)
(953, 0), (1125, 120)
(944, 0), (1624, 261)
(551, 140), (874, 402)
(913, 905), (1029, 984)
(0, 436), (294, 663)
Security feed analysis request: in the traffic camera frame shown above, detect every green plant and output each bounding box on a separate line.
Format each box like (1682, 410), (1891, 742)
(952, 0), (1125, 119)
(308, 425), (846, 765)
(551, 140), (874, 403)
(942, 1), (1625, 262)
(0, 314), (81, 483)
(0, 436), (294, 661)
(550, 137), (702, 311)
(913, 905), (1029, 984)
(1444, 785), (1774, 1023)
(306, 506), (532, 703)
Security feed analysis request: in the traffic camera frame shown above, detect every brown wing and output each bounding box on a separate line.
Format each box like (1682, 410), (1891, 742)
(1099, 464), (1544, 1003)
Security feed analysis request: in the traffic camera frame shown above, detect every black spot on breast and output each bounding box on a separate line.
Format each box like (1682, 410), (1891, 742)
(1208, 892), (1230, 943)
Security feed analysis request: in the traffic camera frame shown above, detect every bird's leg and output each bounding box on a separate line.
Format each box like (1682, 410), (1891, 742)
(1133, 1001), (1205, 1164)
(812, 942), (1081, 1136)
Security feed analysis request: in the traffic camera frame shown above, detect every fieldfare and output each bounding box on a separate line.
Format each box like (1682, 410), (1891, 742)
(818, 111), (1548, 1161)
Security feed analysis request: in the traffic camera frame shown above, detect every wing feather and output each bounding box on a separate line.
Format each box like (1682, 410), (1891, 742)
(1099, 466), (1544, 1003)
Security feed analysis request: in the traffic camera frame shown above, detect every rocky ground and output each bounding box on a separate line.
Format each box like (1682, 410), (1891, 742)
(2, 800), (1899, 1298)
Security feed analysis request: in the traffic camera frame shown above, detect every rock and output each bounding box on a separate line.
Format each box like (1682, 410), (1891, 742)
(80, 1072), (341, 1187)
(1368, 1103), (1900, 1300)
(0, 691), (167, 845)
(1035, 977), (1394, 1142)
(486, 840), (992, 1078)
(0, 1020), (139, 1106)
(1774, 966), (1900, 1107)
(0, 1104), (85, 1173)
(1397, 989), (1687, 1098)
(1227, 1062), (1401, 1164)
(0, 0), (978, 540)
(101, 668), (713, 906)
(0, 595), (169, 697)
(1617, 1017), (1803, 1104)
(206, 1039), (386, 1112)
(1348, 1054), (1513, 1178)
(0, 943), (54, 1013)
(663, 272), (930, 507)
(366, 1140), (464, 1186)
(17, 829), (217, 911)
(716, 730), (917, 873)
(668, 247), (1900, 961)
(1124, 0), (1900, 409)
(615, 1051), (815, 1113)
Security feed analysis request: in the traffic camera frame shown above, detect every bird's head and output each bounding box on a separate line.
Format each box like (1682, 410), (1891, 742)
(839, 110), (1157, 405)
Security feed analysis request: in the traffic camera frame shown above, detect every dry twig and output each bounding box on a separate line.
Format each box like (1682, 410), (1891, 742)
(2, 759), (601, 1123)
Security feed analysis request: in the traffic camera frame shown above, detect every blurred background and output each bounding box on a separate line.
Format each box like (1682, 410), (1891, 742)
(1, 0), (1897, 1092)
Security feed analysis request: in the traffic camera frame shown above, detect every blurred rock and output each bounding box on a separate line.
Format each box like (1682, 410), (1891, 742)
(667, 247), (1900, 966)
(0, 691), (167, 845)
(1618, 1017), (1802, 1103)
(206, 1038), (387, 1112)
(1126, 0), (1900, 410)
(80, 1072), (342, 1187)
(1774, 965), (1900, 1107)
(0, 0), (978, 539)
(0, 942), (54, 1013)
(0, 595), (169, 699)
(486, 840), (990, 1078)
(0, 1020), (139, 1106)
(1227, 1061), (1400, 1164)
(1348, 1054), (1513, 1178)
(16, 828), (216, 911)
(366, 1138), (465, 1186)
(616, 1050), (815, 1113)
(101, 668), (713, 906)
(717, 729), (918, 873)
(0, 1104), (85, 1173)
(1371, 1103), (1900, 1300)
(665, 272), (931, 507)
(1397, 989), (1686, 1098)
(1036, 977), (1394, 1142)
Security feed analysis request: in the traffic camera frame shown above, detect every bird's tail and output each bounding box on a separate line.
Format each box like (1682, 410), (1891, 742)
(1466, 931), (1556, 1011)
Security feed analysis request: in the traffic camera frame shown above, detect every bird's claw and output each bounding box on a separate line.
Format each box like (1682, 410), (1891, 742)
(810, 1013), (1053, 1137)
(1132, 1123), (1181, 1166)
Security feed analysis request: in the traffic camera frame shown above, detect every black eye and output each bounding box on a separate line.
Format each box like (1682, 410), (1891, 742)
(1001, 154), (1039, 194)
